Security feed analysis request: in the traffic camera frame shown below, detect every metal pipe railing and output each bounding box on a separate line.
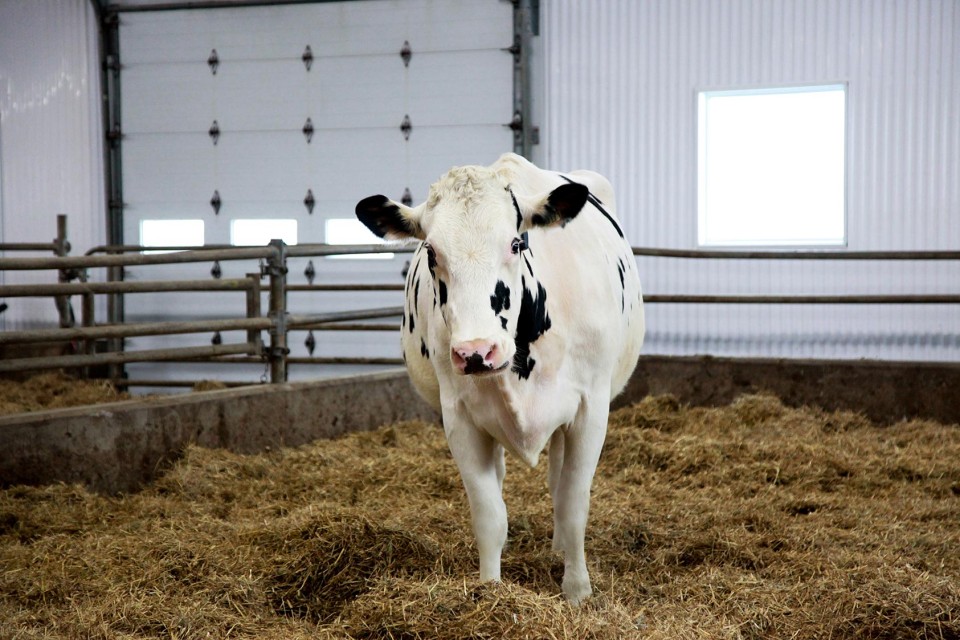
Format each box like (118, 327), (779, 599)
(0, 278), (255, 297)
(286, 307), (404, 329)
(633, 247), (960, 260)
(0, 213), (65, 255)
(644, 294), (960, 304)
(296, 323), (399, 332)
(0, 242), (61, 252)
(193, 355), (404, 366)
(0, 317), (273, 345)
(0, 343), (257, 374)
(3, 219), (958, 386)
(287, 284), (404, 292)
(0, 245), (278, 271)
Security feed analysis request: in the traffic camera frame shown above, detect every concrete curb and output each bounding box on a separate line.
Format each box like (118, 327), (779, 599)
(0, 369), (437, 494)
(2, 358), (958, 494)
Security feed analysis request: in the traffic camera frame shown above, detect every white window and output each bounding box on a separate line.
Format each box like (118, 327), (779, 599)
(698, 84), (846, 246)
(140, 219), (204, 253)
(324, 218), (394, 260)
(231, 219), (298, 246)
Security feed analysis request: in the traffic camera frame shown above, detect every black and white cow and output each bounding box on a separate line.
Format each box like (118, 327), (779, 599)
(355, 152), (644, 603)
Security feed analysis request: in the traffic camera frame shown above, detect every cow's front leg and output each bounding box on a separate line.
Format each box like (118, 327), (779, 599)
(548, 430), (565, 552)
(553, 398), (609, 604)
(445, 416), (508, 582)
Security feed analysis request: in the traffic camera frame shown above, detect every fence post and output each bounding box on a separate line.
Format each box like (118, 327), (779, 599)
(245, 272), (263, 354)
(80, 270), (96, 379)
(264, 240), (288, 383)
(53, 214), (74, 329)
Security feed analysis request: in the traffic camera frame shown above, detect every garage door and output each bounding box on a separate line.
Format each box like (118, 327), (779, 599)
(117, 0), (515, 385)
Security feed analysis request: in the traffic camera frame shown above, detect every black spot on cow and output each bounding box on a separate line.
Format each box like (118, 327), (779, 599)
(509, 188), (523, 231)
(512, 277), (552, 380)
(420, 338), (429, 359)
(438, 280), (448, 307)
(522, 254), (533, 275)
(616, 258), (626, 312)
(500, 317), (508, 330)
(426, 244), (437, 276)
(414, 276), (421, 303)
(490, 281), (511, 315)
(408, 310), (415, 333)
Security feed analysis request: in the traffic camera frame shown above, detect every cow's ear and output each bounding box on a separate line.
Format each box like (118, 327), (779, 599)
(355, 195), (426, 241)
(518, 182), (589, 231)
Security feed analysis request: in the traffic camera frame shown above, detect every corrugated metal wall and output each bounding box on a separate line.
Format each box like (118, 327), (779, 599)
(541, 0), (960, 361)
(0, 0), (105, 330)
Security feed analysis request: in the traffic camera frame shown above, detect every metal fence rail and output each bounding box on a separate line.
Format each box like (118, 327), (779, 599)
(0, 237), (412, 385)
(2, 219), (958, 388)
(633, 247), (960, 260)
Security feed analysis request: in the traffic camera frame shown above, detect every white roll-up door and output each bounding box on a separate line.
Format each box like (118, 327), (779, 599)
(117, 0), (515, 384)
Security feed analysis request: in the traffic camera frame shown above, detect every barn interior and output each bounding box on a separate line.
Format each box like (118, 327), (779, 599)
(0, 1), (958, 638)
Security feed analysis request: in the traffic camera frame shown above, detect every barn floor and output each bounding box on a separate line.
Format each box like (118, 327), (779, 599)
(1, 394), (958, 639)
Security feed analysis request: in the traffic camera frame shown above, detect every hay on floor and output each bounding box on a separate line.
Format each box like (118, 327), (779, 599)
(0, 372), (130, 415)
(1, 394), (958, 639)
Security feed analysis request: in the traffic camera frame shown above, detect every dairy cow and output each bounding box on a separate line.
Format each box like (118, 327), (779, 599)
(355, 153), (644, 603)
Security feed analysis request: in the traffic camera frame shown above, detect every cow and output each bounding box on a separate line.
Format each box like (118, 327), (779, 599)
(355, 152), (644, 603)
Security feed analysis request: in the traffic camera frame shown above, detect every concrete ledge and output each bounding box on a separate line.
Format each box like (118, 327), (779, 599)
(619, 355), (960, 426)
(2, 357), (958, 494)
(0, 369), (437, 494)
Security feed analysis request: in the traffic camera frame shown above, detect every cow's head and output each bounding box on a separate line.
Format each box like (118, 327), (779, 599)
(356, 165), (588, 376)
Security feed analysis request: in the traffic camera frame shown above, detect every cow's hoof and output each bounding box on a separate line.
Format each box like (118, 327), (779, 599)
(561, 575), (592, 606)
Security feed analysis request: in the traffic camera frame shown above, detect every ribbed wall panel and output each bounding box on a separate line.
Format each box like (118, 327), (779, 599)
(542, 0), (960, 361)
(0, 0), (106, 330)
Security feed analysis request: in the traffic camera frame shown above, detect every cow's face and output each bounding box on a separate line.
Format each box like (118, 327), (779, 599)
(356, 165), (588, 376)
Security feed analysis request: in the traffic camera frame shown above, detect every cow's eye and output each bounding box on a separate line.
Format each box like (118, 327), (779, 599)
(511, 237), (526, 255)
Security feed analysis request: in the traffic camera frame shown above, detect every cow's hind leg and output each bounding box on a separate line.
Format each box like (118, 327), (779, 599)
(445, 419), (508, 582)
(553, 397), (609, 604)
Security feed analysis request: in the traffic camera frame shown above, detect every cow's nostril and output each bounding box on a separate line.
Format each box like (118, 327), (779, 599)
(451, 340), (501, 374)
(463, 353), (487, 374)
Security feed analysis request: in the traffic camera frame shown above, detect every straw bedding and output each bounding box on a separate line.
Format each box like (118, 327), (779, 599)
(1, 393), (958, 639)
(0, 372), (130, 415)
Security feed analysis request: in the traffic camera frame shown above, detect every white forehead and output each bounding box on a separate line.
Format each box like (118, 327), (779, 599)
(422, 165), (514, 238)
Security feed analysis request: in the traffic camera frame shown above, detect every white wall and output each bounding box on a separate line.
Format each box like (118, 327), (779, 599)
(541, 0), (960, 361)
(0, 0), (105, 330)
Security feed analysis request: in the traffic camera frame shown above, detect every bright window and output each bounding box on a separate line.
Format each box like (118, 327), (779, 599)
(698, 84), (846, 246)
(231, 219), (298, 246)
(140, 219), (204, 253)
(325, 218), (394, 259)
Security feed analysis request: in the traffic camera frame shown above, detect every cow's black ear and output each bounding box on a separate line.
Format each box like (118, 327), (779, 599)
(530, 182), (589, 228)
(355, 195), (424, 240)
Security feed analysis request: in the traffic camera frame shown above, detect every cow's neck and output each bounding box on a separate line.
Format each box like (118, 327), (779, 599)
(510, 245), (552, 381)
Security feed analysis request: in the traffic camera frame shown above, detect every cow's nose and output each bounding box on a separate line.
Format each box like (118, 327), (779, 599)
(451, 340), (500, 374)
